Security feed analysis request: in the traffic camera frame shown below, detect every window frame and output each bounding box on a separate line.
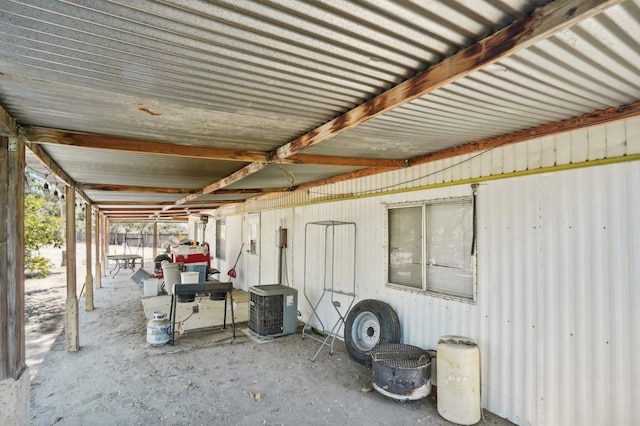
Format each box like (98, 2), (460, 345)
(385, 196), (477, 302)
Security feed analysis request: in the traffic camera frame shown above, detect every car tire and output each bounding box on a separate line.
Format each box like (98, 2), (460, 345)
(344, 299), (401, 366)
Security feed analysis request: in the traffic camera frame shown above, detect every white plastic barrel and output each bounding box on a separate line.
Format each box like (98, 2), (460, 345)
(437, 335), (481, 425)
(161, 261), (181, 294)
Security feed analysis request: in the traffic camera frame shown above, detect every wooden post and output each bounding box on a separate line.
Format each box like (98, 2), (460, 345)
(84, 202), (94, 311)
(153, 221), (158, 259)
(102, 217), (108, 277)
(65, 185), (79, 352)
(0, 136), (29, 424)
(59, 195), (65, 268)
(94, 208), (102, 289)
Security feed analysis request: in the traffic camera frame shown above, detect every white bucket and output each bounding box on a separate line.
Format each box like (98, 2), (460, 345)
(177, 271), (198, 302)
(162, 261), (181, 286)
(180, 271), (200, 284)
(143, 278), (159, 297)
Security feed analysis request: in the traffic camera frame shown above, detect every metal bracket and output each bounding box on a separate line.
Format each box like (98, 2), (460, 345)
(8, 139), (17, 151)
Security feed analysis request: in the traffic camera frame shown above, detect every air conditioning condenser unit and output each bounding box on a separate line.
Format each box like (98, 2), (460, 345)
(249, 284), (298, 337)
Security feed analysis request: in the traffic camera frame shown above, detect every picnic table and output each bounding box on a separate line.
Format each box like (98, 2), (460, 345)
(107, 254), (142, 278)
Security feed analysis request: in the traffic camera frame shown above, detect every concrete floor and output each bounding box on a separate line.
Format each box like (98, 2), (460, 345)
(140, 289), (249, 333)
(27, 259), (515, 426)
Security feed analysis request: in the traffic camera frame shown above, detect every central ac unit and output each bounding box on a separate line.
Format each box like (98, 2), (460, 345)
(249, 284), (298, 337)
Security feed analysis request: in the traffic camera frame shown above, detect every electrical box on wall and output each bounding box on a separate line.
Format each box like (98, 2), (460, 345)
(276, 228), (287, 248)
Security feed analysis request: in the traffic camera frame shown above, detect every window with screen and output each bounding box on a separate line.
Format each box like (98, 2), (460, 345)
(387, 197), (475, 300)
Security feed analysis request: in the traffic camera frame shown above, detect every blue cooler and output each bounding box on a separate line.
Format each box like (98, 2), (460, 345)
(185, 264), (207, 282)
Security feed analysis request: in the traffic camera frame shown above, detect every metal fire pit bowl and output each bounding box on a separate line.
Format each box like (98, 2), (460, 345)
(371, 343), (432, 401)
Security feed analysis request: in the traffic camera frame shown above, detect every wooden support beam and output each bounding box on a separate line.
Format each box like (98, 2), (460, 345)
(295, 167), (398, 191)
(286, 154), (405, 168)
(78, 183), (199, 194)
(270, 0), (622, 161)
(95, 201), (226, 208)
(108, 216), (188, 222)
(23, 127), (402, 167)
(23, 128), (268, 163)
(102, 216), (108, 277)
(409, 101), (640, 166)
(0, 137), (26, 379)
(99, 206), (213, 211)
(94, 207), (102, 290)
(207, 188), (279, 194)
(65, 185), (79, 352)
(0, 104), (18, 137)
(104, 213), (205, 218)
(0, 136), (29, 424)
(100, 215), (109, 277)
(104, 209), (193, 214)
(169, 163), (267, 209)
(201, 162), (267, 195)
(94, 201), (169, 206)
(104, 210), (218, 217)
(94, 201), (168, 206)
(85, 202), (94, 311)
(101, 209), (208, 214)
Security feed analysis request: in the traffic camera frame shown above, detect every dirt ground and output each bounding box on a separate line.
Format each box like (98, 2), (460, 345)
(25, 244), (512, 426)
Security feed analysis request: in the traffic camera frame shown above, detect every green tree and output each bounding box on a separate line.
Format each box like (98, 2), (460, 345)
(24, 193), (63, 277)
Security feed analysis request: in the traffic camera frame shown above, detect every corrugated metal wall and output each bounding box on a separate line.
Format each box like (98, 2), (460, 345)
(476, 163), (640, 425)
(277, 162), (640, 426)
(214, 117), (640, 425)
(258, 209), (294, 288)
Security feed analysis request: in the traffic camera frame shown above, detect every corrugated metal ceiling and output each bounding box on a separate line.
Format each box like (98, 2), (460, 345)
(307, 1), (640, 158)
(1, 0), (638, 220)
(42, 144), (247, 187)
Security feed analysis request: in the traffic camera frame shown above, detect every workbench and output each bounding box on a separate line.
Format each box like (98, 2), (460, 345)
(169, 280), (235, 345)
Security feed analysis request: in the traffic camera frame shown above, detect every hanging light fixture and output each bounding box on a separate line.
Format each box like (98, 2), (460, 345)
(53, 190), (59, 202)
(43, 182), (50, 195)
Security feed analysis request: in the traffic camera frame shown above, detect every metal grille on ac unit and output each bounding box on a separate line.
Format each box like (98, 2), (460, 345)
(248, 284), (298, 337)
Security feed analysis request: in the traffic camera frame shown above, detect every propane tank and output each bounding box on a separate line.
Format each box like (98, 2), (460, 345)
(147, 311), (171, 346)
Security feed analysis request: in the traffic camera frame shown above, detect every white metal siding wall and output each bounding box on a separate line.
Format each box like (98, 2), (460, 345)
(258, 209), (294, 286)
(478, 163), (640, 425)
(281, 162), (640, 425)
(223, 215), (245, 290)
(290, 202), (363, 331)
(217, 116), (640, 425)
(285, 185), (476, 345)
